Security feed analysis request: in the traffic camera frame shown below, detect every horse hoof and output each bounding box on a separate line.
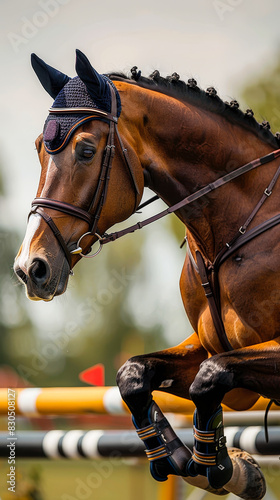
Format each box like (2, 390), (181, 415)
(223, 448), (266, 500)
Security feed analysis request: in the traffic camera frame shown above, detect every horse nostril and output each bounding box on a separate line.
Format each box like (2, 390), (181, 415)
(15, 267), (28, 285)
(29, 259), (50, 286)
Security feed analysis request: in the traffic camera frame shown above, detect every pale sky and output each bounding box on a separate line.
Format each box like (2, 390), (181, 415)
(1, 0), (280, 229)
(1, 0), (280, 342)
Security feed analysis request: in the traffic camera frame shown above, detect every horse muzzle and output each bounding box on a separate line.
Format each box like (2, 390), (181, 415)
(14, 212), (71, 301)
(14, 251), (68, 300)
(14, 255), (70, 301)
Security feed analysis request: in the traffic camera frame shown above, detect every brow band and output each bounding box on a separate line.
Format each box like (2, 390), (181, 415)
(48, 107), (118, 123)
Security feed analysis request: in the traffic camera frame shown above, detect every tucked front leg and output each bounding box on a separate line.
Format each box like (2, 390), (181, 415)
(116, 332), (207, 480)
(189, 339), (280, 418)
(188, 341), (280, 499)
(117, 332), (206, 420)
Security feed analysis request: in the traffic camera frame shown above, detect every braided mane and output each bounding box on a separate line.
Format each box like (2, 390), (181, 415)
(108, 68), (280, 149)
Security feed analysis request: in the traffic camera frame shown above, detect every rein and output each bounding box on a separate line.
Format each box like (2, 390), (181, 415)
(99, 148), (280, 245)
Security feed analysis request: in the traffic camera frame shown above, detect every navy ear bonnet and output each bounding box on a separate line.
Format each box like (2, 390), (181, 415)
(31, 51), (121, 155)
(43, 76), (121, 154)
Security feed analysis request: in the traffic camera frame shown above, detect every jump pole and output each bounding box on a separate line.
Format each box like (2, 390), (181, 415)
(0, 387), (278, 417)
(0, 427), (279, 459)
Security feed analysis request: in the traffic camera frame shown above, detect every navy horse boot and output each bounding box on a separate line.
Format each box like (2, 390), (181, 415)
(132, 400), (192, 481)
(187, 405), (233, 489)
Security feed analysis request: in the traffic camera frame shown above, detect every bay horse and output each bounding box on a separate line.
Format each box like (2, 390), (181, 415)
(14, 50), (280, 499)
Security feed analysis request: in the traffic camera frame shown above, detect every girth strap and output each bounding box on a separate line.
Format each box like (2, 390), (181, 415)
(196, 250), (233, 351)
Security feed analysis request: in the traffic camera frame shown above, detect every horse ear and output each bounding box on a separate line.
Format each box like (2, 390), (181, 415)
(75, 49), (107, 99)
(31, 53), (70, 99)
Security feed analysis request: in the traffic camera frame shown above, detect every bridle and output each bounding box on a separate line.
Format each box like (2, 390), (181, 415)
(30, 85), (140, 269)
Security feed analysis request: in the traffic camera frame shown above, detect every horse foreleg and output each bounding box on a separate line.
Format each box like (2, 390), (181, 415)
(116, 332), (207, 481)
(188, 341), (280, 499)
(190, 340), (280, 415)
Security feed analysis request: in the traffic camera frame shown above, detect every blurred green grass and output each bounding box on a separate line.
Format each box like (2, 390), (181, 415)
(1, 459), (280, 500)
(0, 459), (158, 500)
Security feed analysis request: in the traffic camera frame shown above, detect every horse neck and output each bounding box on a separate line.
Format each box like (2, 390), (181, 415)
(117, 82), (276, 260)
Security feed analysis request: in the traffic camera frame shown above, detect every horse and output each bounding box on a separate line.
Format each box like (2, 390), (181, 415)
(14, 50), (280, 499)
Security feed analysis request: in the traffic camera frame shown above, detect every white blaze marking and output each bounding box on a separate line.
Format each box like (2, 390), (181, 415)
(17, 157), (55, 273)
(44, 156), (55, 186)
(18, 213), (41, 273)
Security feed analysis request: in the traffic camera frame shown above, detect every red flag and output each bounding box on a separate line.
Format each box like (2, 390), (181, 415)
(79, 364), (105, 386)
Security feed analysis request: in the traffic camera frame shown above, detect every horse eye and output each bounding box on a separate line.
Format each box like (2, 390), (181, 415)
(75, 143), (96, 161)
(82, 148), (95, 159)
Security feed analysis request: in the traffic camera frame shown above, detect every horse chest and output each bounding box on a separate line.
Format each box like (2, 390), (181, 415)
(180, 250), (279, 353)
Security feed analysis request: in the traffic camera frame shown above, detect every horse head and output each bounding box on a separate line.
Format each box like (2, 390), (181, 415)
(14, 50), (143, 301)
